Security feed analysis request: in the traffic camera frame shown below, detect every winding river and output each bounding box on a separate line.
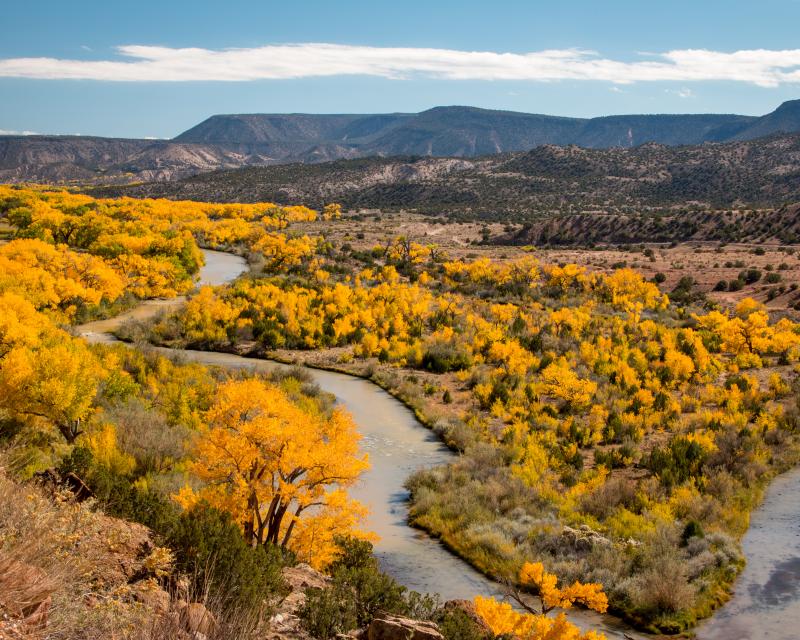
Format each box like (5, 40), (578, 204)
(77, 249), (800, 639)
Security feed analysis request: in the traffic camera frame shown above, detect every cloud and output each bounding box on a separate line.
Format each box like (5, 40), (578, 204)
(0, 43), (799, 87)
(665, 87), (695, 98)
(0, 129), (39, 135)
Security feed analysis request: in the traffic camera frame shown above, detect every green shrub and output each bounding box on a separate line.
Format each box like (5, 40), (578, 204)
(301, 537), (437, 639)
(728, 279), (744, 291)
(422, 341), (473, 373)
(302, 583), (359, 639)
(436, 607), (491, 640)
(166, 506), (288, 614)
(738, 268), (761, 284)
(646, 437), (707, 488)
(326, 537), (410, 627)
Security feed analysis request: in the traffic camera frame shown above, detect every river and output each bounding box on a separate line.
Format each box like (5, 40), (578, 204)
(78, 249), (800, 639)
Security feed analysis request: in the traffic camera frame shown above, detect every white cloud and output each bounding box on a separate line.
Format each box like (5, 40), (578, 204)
(0, 43), (799, 87)
(0, 129), (39, 135)
(664, 87), (695, 98)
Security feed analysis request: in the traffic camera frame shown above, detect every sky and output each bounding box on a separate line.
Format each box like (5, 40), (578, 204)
(2, 0), (800, 138)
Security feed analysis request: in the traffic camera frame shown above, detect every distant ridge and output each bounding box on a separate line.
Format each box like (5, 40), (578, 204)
(174, 101), (800, 155)
(97, 132), (800, 218)
(1, 100), (799, 184)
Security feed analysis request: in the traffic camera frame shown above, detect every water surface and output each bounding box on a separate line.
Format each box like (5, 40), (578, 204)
(696, 467), (800, 640)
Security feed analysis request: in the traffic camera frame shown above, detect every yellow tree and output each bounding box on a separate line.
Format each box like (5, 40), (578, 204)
(0, 292), (105, 443)
(176, 378), (370, 567)
(475, 561), (607, 640)
(322, 203), (343, 220)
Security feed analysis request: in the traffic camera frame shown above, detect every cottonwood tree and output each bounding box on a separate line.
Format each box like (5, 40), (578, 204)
(176, 378), (370, 568)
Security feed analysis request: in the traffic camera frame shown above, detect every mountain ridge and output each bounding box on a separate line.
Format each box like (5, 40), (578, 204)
(93, 132), (800, 219)
(2, 100), (799, 184)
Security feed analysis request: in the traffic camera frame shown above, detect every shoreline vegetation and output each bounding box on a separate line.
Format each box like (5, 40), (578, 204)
(115, 231), (800, 632)
(2, 184), (800, 639)
(115, 331), (797, 634)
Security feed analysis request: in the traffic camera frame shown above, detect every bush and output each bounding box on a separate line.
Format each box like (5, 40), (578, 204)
(738, 268), (761, 284)
(436, 607), (491, 640)
(165, 506), (288, 616)
(302, 537), (412, 638)
(681, 520), (705, 545)
(646, 437), (707, 488)
(302, 582), (359, 639)
(422, 341), (473, 373)
(728, 279), (744, 291)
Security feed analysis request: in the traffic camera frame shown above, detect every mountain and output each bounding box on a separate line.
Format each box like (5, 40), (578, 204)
(0, 135), (275, 184)
(731, 99), (800, 141)
(95, 133), (800, 229)
(2, 100), (800, 184)
(174, 112), (414, 146)
(174, 106), (763, 156)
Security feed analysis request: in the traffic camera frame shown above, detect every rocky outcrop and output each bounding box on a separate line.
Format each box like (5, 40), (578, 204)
(365, 613), (444, 640)
(442, 600), (493, 637)
(266, 563), (330, 640)
(559, 524), (612, 552)
(0, 556), (54, 629)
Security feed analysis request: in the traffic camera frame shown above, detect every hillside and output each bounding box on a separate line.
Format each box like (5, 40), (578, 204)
(0, 135), (279, 184)
(96, 133), (800, 242)
(3, 100), (800, 185)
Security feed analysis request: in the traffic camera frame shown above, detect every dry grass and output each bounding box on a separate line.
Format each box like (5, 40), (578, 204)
(0, 468), (168, 639)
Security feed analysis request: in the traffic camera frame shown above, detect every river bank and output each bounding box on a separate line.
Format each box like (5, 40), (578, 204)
(76, 248), (649, 639)
(77, 248), (800, 640)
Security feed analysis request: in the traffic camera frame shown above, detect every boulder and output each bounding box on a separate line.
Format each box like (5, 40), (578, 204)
(282, 563), (329, 592)
(560, 525), (611, 552)
(132, 582), (172, 615)
(264, 564), (330, 639)
(0, 555), (54, 628)
(279, 563), (330, 612)
(177, 602), (218, 637)
(366, 613), (444, 640)
(442, 599), (493, 636)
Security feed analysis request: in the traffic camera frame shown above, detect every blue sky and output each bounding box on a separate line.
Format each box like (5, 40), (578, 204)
(2, 0), (800, 138)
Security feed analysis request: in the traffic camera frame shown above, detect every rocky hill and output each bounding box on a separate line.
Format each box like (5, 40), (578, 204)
(3, 100), (800, 184)
(96, 133), (800, 237)
(0, 135), (277, 184)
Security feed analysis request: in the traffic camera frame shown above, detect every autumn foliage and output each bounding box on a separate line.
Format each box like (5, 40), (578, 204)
(474, 562), (607, 640)
(175, 378), (370, 569)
